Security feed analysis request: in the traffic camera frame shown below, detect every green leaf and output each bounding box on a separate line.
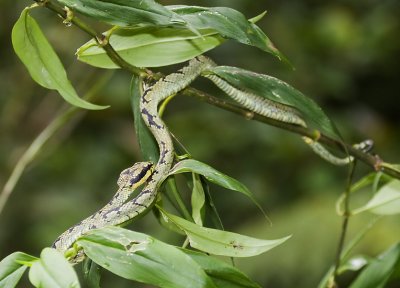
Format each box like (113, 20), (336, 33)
(29, 248), (80, 288)
(0, 252), (37, 288)
(130, 75), (159, 162)
(153, 198), (187, 236)
(11, 8), (106, 110)
(168, 5), (287, 62)
(352, 180), (400, 215)
(317, 266), (335, 288)
(77, 227), (217, 288)
(169, 159), (268, 220)
(350, 173), (392, 194)
(159, 208), (290, 257)
(182, 249), (261, 288)
(387, 256), (400, 283)
(170, 159), (253, 202)
(207, 66), (340, 140)
(350, 243), (400, 288)
(83, 259), (101, 288)
(191, 173), (206, 226)
(0, 267), (26, 288)
(351, 173), (379, 193)
(58, 0), (188, 28)
(61, 0), (284, 62)
(249, 11), (267, 24)
(77, 27), (224, 68)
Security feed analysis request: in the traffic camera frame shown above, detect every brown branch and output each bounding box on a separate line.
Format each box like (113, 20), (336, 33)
(183, 87), (400, 179)
(33, 0), (149, 77)
(32, 0), (400, 180)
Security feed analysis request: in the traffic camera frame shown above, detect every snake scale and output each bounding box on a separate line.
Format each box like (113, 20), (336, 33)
(53, 56), (367, 262)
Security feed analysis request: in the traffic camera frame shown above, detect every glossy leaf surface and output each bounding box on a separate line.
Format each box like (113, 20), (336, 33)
(168, 5), (286, 61)
(160, 209), (290, 257)
(350, 244), (400, 288)
(58, 0), (188, 28)
(170, 159), (254, 200)
(78, 27), (224, 68)
(29, 248), (80, 288)
(0, 252), (37, 288)
(169, 159), (267, 218)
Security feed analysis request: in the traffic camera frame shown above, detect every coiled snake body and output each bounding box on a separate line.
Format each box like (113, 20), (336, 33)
(53, 56), (366, 261)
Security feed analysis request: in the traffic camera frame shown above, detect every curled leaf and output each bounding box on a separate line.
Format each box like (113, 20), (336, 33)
(58, 0), (189, 28)
(168, 5), (287, 62)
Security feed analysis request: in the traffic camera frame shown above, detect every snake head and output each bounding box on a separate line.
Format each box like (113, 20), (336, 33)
(117, 162), (154, 188)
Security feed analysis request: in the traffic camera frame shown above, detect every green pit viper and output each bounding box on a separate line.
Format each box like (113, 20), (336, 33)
(53, 56), (371, 262)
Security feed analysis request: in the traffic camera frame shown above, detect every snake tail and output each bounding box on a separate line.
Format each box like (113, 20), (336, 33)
(302, 137), (353, 165)
(200, 59), (358, 165)
(204, 74), (306, 127)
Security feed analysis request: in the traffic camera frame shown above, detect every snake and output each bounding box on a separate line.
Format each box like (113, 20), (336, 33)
(52, 57), (211, 262)
(53, 55), (369, 262)
(196, 57), (368, 165)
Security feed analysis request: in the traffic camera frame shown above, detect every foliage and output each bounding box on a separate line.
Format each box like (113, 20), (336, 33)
(1, 0), (399, 287)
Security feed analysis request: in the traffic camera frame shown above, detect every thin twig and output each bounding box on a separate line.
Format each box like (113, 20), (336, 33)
(32, 0), (149, 77)
(165, 178), (193, 222)
(332, 161), (357, 286)
(0, 73), (113, 215)
(0, 108), (76, 214)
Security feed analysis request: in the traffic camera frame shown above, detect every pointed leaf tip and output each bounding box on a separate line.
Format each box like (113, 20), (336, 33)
(12, 8), (107, 110)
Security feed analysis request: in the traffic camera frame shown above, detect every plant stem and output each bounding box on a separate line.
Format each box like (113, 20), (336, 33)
(0, 108), (74, 214)
(166, 178), (193, 222)
(340, 216), (380, 262)
(332, 161), (357, 284)
(0, 73), (112, 215)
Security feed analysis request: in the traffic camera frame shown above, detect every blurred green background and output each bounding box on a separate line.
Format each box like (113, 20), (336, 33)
(1, 0), (399, 287)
